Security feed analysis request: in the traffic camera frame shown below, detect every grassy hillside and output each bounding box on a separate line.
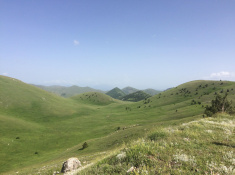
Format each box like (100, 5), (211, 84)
(121, 91), (151, 102)
(1, 76), (235, 174)
(122, 87), (139, 95)
(106, 87), (126, 99)
(71, 92), (117, 105)
(0, 76), (124, 173)
(34, 85), (104, 97)
(81, 113), (235, 174)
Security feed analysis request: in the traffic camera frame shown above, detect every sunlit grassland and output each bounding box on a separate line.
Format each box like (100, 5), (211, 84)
(1, 76), (235, 174)
(81, 114), (235, 175)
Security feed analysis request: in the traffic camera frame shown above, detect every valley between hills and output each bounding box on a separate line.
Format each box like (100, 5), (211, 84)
(0, 75), (234, 174)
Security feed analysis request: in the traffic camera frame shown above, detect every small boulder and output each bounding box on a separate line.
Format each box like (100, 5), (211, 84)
(61, 157), (82, 173)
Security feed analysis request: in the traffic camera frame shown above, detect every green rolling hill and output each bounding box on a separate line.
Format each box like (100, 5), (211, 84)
(0, 75), (235, 174)
(71, 92), (117, 105)
(105, 87), (126, 99)
(122, 86), (161, 96)
(121, 90), (151, 102)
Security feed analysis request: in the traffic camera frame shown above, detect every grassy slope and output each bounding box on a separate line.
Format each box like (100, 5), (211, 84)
(81, 113), (234, 174)
(70, 92), (118, 105)
(1, 76), (235, 174)
(0, 76), (122, 173)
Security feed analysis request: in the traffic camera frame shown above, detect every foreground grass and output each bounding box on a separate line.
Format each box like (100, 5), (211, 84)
(80, 114), (234, 175)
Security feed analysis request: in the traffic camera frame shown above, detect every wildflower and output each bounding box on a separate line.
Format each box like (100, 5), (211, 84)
(116, 152), (126, 160)
(205, 130), (213, 133)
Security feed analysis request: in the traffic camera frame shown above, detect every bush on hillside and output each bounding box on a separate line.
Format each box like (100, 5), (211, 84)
(82, 142), (88, 149)
(204, 93), (235, 116)
(148, 131), (167, 141)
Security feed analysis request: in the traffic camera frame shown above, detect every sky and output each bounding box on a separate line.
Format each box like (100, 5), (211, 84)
(1, 0), (235, 90)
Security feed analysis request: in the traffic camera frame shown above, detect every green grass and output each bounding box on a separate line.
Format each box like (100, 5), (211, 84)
(81, 113), (235, 175)
(0, 75), (235, 174)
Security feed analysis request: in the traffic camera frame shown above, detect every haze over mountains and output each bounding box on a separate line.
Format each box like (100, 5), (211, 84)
(34, 85), (104, 98)
(33, 84), (162, 101)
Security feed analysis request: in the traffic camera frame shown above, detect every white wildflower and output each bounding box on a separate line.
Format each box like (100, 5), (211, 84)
(224, 128), (232, 135)
(205, 130), (213, 133)
(223, 151), (235, 165)
(220, 164), (234, 174)
(174, 153), (196, 166)
(183, 138), (190, 142)
(116, 152), (126, 160)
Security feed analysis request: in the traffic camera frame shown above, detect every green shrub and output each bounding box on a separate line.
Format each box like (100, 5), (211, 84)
(82, 142), (88, 149)
(148, 131), (167, 141)
(204, 93), (235, 116)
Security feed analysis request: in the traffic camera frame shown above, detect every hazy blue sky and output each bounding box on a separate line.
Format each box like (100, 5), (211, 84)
(1, 0), (235, 90)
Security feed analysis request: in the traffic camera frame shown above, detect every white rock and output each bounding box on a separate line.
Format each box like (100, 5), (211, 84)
(61, 157), (82, 173)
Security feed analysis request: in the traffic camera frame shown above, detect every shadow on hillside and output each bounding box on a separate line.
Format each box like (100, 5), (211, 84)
(212, 142), (235, 148)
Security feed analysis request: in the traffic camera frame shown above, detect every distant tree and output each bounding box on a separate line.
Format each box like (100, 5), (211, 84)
(204, 93), (235, 117)
(82, 142), (88, 149)
(61, 93), (66, 97)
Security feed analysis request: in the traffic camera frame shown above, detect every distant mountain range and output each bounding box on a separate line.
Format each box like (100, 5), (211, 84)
(33, 85), (104, 98)
(105, 87), (161, 102)
(33, 84), (161, 101)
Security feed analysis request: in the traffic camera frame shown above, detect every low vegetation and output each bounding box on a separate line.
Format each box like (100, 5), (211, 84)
(81, 114), (235, 174)
(205, 93), (235, 117)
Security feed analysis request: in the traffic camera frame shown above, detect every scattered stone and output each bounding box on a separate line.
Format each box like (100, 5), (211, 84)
(61, 157), (82, 173)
